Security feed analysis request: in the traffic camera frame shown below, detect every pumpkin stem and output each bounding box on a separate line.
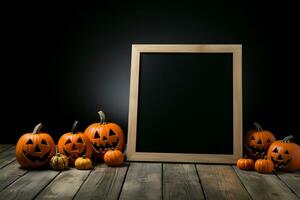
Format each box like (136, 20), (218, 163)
(82, 155), (86, 159)
(33, 123), (43, 134)
(254, 122), (263, 132)
(57, 153), (61, 157)
(72, 121), (79, 134)
(98, 111), (106, 124)
(283, 135), (294, 143)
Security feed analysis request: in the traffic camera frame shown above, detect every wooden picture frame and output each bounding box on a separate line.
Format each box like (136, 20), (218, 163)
(127, 44), (242, 163)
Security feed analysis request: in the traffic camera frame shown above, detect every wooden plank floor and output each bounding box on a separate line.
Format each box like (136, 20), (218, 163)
(0, 145), (299, 200)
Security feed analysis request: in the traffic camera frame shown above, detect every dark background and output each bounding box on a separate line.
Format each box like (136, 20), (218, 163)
(2, 1), (299, 145)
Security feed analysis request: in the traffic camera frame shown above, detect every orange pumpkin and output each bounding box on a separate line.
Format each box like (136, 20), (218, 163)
(104, 149), (124, 166)
(58, 121), (92, 166)
(16, 123), (55, 169)
(236, 157), (254, 170)
(84, 111), (125, 161)
(244, 122), (276, 160)
(254, 157), (274, 174)
(75, 155), (92, 170)
(267, 135), (300, 172)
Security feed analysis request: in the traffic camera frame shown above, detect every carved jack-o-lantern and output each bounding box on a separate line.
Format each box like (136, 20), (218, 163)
(244, 122), (276, 160)
(267, 135), (300, 172)
(16, 123), (55, 169)
(84, 111), (125, 160)
(58, 121), (92, 166)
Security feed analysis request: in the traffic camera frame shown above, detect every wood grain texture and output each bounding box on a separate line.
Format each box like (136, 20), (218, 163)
(0, 146), (16, 169)
(233, 166), (299, 200)
(277, 171), (300, 198)
(119, 162), (162, 200)
(163, 164), (204, 200)
(0, 170), (59, 200)
(0, 161), (27, 191)
(74, 163), (129, 200)
(196, 165), (250, 200)
(0, 144), (14, 153)
(35, 168), (91, 200)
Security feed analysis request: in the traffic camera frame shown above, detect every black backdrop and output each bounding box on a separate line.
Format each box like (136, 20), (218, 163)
(2, 1), (299, 144)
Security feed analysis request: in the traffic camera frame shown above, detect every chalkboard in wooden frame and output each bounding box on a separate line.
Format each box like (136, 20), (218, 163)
(127, 44), (242, 163)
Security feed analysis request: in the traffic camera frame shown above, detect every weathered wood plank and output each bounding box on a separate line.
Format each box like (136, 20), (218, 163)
(74, 163), (129, 200)
(0, 146), (16, 169)
(0, 161), (27, 191)
(163, 164), (205, 200)
(277, 171), (300, 198)
(119, 162), (162, 200)
(0, 170), (59, 200)
(35, 168), (91, 200)
(196, 165), (250, 200)
(0, 144), (14, 153)
(233, 166), (299, 200)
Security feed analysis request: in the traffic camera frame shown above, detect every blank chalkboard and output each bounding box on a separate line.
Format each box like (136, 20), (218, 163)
(127, 45), (242, 163)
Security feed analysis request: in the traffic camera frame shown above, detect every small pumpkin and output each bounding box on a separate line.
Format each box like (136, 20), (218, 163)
(50, 153), (68, 170)
(267, 135), (300, 172)
(75, 155), (92, 170)
(58, 121), (92, 166)
(244, 122), (276, 160)
(84, 111), (125, 161)
(16, 123), (56, 169)
(104, 149), (124, 166)
(236, 157), (254, 170)
(254, 157), (274, 174)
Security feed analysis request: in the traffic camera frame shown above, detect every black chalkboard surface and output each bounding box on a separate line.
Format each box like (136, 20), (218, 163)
(136, 53), (233, 154)
(127, 45), (242, 163)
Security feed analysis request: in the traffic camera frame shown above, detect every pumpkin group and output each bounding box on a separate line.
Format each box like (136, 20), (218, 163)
(254, 157), (274, 174)
(237, 157), (254, 170)
(267, 135), (300, 172)
(104, 149), (124, 166)
(84, 111), (125, 161)
(58, 121), (92, 166)
(50, 153), (68, 170)
(75, 155), (92, 170)
(16, 123), (56, 169)
(244, 122), (276, 160)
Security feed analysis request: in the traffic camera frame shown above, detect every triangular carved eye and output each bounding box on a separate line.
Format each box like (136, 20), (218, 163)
(94, 131), (100, 139)
(41, 139), (47, 145)
(109, 130), (116, 136)
(273, 148), (278, 153)
(77, 137), (83, 144)
(65, 138), (72, 144)
(250, 136), (255, 140)
(26, 139), (33, 144)
(285, 150), (289, 154)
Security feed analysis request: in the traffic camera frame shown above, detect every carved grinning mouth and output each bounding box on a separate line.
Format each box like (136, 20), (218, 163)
(63, 146), (86, 158)
(245, 145), (267, 157)
(23, 150), (50, 163)
(271, 157), (291, 169)
(92, 138), (119, 153)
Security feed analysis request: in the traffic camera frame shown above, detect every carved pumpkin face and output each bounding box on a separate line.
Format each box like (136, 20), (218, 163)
(267, 135), (300, 172)
(58, 121), (92, 166)
(244, 122), (275, 160)
(16, 123), (55, 169)
(84, 111), (125, 160)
